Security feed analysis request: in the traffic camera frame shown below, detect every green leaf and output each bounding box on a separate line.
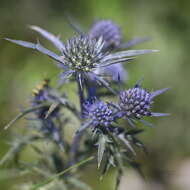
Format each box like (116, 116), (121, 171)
(97, 135), (107, 168)
(30, 156), (94, 190)
(118, 134), (136, 155)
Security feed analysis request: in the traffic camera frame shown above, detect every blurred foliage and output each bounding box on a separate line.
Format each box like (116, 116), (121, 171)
(0, 0), (190, 189)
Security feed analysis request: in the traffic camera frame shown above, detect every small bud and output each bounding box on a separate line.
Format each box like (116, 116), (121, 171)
(89, 20), (122, 50)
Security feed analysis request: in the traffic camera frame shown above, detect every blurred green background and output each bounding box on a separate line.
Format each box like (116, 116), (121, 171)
(0, 0), (190, 189)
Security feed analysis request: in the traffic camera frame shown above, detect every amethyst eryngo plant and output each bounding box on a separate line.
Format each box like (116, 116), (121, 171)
(2, 80), (93, 190)
(72, 83), (169, 176)
(2, 19), (169, 190)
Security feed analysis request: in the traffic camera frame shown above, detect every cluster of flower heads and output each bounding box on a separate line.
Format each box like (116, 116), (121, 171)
(83, 83), (168, 129)
(4, 18), (169, 189)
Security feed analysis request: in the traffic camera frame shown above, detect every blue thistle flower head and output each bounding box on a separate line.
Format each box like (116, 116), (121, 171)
(59, 34), (155, 92)
(89, 20), (122, 50)
(61, 35), (105, 72)
(83, 100), (115, 127)
(6, 26), (158, 91)
(119, 83), (169, 119)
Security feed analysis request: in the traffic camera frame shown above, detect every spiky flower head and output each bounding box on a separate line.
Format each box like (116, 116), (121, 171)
(6, 26), (158, 90)
(83, 100), (115, 127)
(59, 34), (155, 90)
(119, 84), (169, 119)
(89, 20), (122, 50)
(62, 35), (105, 72)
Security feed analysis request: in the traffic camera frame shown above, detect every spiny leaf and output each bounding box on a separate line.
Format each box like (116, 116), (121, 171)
(104, 49), (159, 61)
(100, 57), (134, 67)
(118, 134), (136, 155)
(5, 38), (64, 64)
(120, 36), (151, 49)
(150, 87), (169, 99)
(29, 25), (65, 52)
(97, 135), (107, 168)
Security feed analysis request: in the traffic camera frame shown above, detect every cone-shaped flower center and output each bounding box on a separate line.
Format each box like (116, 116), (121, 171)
(62, 36), (105, 72)
(84, 101), (114, 127)
(119, 87), (152, 119)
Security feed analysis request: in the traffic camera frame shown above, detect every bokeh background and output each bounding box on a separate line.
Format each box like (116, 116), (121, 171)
(0, 0), (190, 189)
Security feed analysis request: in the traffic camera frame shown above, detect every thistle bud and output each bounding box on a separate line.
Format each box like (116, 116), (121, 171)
(119, 86), (152, 119)
(84, 101), (115, 127)
(89, 20), (122, 50)
(119, 85), (169, 119)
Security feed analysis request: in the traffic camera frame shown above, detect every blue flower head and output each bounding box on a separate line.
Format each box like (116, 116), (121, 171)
(83, 100), (115, 127)
(59, 35), (154, 89)
(6, 26), (157, 91)
(61, 35), (106, 72)
(89, 20), (122, 50)
(119, 83), (169, 120)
